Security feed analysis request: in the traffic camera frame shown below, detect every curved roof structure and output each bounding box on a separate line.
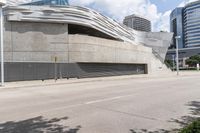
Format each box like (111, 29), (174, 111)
(4, 5), (137, 44)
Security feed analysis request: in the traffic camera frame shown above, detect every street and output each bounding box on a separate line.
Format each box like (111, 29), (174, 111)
(0, 73), (200, 133)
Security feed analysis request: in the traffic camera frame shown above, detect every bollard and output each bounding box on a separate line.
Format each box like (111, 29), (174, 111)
(197, 64), (200, 71)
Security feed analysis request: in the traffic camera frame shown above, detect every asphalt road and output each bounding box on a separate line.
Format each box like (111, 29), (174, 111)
(0, 74), (200, 133)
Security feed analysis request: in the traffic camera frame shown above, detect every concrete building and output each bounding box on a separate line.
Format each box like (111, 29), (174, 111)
(167, 0), (200, 67)
(1, 2), (172, 81)
(123, 14), (151, 32)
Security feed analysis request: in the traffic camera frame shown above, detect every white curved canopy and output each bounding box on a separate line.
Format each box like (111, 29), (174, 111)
(4, 5), (137, 44)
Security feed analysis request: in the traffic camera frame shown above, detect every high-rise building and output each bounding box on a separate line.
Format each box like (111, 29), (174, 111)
(170, 0), (200, 48)
(123, 14), (151, 32)
(184, 1), (200, 47)
(167, 0), (200, 67)
(170, 8), (184, 48)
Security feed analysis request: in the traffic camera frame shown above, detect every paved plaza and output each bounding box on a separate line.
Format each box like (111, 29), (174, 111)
(0, 72), (200, 133)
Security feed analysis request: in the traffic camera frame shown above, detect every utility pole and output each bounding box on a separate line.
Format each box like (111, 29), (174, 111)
(175, 36), (181, 76)
(0, 0), (6, 86)
(54, 56), (58, 82)
(172, 54), (175, 71)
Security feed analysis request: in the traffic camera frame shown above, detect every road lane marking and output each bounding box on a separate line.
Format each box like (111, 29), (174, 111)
(85, 94), (133, 105)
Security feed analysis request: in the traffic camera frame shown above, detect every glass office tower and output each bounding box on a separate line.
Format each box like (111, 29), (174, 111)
(23, 0), (69, 6)
(170, 8), (184, 48)
(170, 0), (200, 48)
(184, 0), (200, 47)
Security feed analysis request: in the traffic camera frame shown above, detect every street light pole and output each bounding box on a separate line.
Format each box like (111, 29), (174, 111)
(175, 36), (181, 76)
(0, 0), (6, 86)
(172, 54), (175, 71)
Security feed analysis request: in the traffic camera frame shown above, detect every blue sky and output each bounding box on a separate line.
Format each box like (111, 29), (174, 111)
(151, 0), (183, 12)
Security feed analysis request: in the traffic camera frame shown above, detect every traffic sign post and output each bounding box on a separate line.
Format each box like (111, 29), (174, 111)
(175, 36), (181, 76)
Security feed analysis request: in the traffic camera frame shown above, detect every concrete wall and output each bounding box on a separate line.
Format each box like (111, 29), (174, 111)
(2, 21), (170, 81)
(134, 31), (173, 62)
(4, 21), (69, 63)
(68, 34), (170, 75)
(4, 21), (153, 65)
(68, 35), (151, 64)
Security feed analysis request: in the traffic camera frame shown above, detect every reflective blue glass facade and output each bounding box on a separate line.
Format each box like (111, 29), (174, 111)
(184, 1), (200, 47)
(170, 8), (184, 48)
(170, 0), (200, 48)
(23, 0), (69, 6)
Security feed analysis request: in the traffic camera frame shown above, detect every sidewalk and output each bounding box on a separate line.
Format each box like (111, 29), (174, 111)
(0, 74), (151, 90)
(0, 71), (199, 90)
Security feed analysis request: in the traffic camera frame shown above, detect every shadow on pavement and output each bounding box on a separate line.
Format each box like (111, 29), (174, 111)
(171, 101), (200, 127)
(129, 101), (200, 133)
(0, 116), (81, 133)
(130, 129), (173, 133)
(189, 101), (200, 115)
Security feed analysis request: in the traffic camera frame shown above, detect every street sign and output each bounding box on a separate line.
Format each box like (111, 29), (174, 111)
(0, 0), (6, 6)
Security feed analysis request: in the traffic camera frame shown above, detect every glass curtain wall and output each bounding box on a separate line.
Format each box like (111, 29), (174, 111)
(23, 0), (69, 6)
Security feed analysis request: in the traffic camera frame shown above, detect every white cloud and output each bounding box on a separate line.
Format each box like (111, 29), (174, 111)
(69, 0), (171, 32)
(178, 0), (197, 7)
(70, 0), (147, 20)
(157, 10), (171, 32)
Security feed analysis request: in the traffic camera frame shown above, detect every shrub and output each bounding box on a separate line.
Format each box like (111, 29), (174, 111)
(165, 59), (173, 69)
(186, 55), (200, 67)
(179, 119), (200, 133)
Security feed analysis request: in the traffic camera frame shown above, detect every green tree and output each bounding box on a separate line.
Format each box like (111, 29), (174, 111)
(186, 55), (200, 67)
(165, 59), (173, 68)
